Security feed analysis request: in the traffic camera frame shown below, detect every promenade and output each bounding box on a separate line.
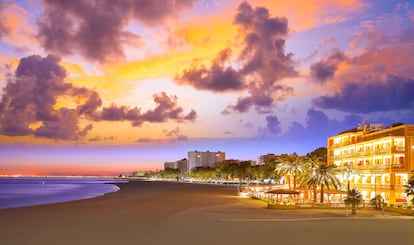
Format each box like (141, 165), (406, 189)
(0, 180), (412, 245)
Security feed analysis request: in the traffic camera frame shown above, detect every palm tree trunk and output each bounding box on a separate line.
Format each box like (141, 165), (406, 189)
(313, 184), (317, 203)
(288, 175), (291, 190)
(351, 203), (356, 214)
(293, 175), (297, 191)
(320, 184), (324, 203)
(347, 180), (350, 192)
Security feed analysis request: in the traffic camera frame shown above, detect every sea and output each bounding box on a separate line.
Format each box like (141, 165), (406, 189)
(0, 177), (126, 209)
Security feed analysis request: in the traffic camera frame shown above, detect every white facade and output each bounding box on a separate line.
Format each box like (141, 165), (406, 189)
(187, 151), (225, 172)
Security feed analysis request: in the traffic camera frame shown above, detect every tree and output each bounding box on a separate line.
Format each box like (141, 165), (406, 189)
(344, 188), (363, 215)
(307, 162), (340, 203)
(340, 164), (360, 192)
(370, 195), (384, 210)
(301, 155), (323, 202)
(306, 147), (327, 162)
(405, 170), (414, 205)
(275, 153), (310, 191)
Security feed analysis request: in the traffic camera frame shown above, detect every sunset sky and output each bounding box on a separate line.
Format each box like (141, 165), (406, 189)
(1, 0), (414, 175)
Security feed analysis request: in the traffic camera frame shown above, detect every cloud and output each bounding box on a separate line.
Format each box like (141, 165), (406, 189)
(257, 115), (282, 137)
(285, 108), (362, 139)
(99, 92), (197, 126)
(312, 3), (414, 114)
(175, 49), (244, 92)
(176, 1), (297, 114)
(0, 1), (11, 39)
(0, 54), (197, 140)
(309, 49), (346, 83)
(37, 0), (196, 63)
(163, 126), (188, 141)
(135, 137), (160, 144)
(313, 76), (414, 113)
(141, 92), (196, 123)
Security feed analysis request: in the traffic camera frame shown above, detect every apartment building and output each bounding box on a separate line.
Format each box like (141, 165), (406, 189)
(164, 159), (188, 173)
(187, 151), (225, 172)
(257, 153), (278, 165)
(327, 123), (414, 205)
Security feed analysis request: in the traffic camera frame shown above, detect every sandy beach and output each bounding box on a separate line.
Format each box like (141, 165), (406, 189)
(0, 180), (412, 245)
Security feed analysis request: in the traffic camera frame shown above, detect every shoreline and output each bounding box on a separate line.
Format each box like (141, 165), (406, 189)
(0, 180), (413, 245)
(0, 176), (124, 210)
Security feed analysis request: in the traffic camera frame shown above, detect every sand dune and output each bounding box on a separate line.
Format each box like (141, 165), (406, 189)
(0, 181), (412, 245)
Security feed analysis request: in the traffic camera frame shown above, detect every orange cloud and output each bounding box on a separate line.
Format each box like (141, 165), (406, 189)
(1, 2), (40, 52)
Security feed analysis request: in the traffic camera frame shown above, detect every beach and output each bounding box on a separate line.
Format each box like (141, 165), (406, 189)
(0, 180), (412, 245)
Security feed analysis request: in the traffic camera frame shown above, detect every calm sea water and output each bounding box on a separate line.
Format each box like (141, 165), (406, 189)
(0, 177), (126, 209)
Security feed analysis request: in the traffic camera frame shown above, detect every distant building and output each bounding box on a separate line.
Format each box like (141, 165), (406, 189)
(227, 159), (257, 166)
(187, 151), (225, 172)
(164, 159), (188, 173)
(327, 122), (414, 205)
(257, 153), (278, 165)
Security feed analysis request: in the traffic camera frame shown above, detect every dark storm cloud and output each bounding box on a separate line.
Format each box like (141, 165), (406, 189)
(176, 1), (297, 114)
(0, 55), (197, 140)
(313, 76), (414, 113)
(37, 0), (196, 62)
(309, 49), (346, 83)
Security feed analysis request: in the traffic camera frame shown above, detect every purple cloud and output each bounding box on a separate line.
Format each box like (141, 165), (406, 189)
(257, 115), (282, 137)
(37, 0), (196, 62)
(176, 1), (297, 114)
(163, 127), (188, 141)
(313, 76), (414, 113)
(100, 92), (197, 126)
(309, 49), (346, 83)
(0, 1), (10, 39)
(176, 49), (244, 92)
(0, 55), (197, 140)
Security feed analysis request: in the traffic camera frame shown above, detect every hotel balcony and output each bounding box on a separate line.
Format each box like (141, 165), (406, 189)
(354, 163), (404, 170)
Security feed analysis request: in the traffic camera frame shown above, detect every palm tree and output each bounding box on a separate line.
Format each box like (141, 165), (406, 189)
(405, 170), (414, 205)
(302, 155), (323, 203)
(344, 188), (363, 214)
(306, 162), (340, 203)
(275, 153), (310, 191)
(340, 164), (360, 192)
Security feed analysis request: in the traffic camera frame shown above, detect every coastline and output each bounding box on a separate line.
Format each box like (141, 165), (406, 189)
(0, 176), (123, 210)
(0, 180), (412, 245)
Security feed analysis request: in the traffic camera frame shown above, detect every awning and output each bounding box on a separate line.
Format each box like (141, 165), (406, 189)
(266, 189), (300, 195)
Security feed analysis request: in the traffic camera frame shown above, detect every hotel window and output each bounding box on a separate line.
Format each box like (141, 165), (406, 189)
(399, 156), (405, 165)
(350, 136), (356, 143)
(385, 175), (390, 184)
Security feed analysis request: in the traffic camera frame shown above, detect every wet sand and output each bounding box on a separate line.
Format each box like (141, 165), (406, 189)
(0, 180), (413, 245)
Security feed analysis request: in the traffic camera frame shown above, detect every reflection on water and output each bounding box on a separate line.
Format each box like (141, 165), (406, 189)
(0, 177), (126, 209)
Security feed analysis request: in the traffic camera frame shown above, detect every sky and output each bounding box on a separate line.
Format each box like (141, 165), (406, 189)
(1, 0), (414, 176)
